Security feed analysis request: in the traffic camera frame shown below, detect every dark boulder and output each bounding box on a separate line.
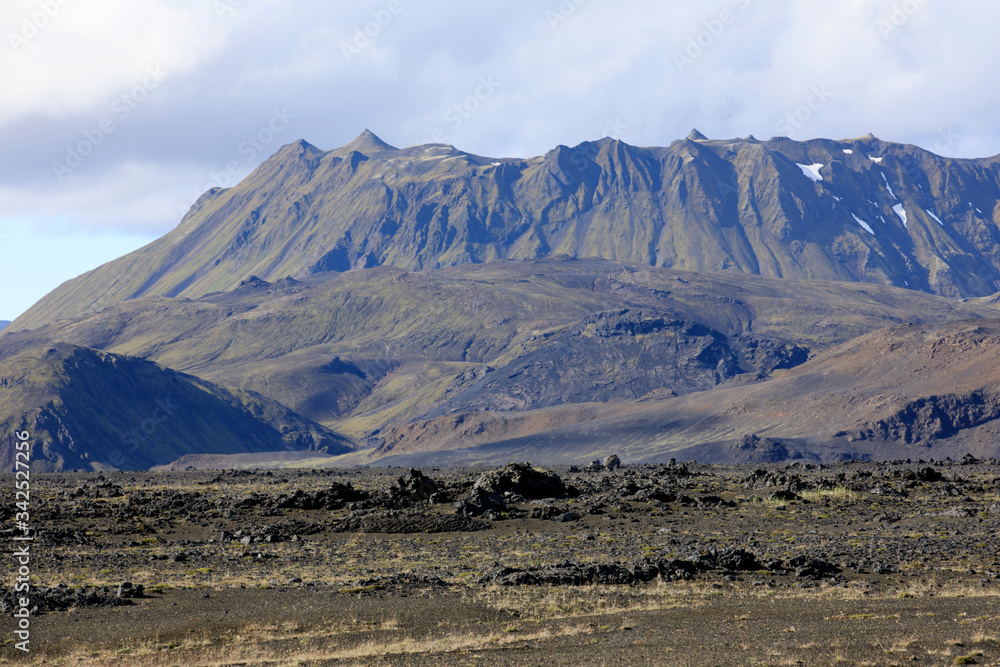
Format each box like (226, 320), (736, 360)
(473, 462), (567, 499)
(455, 487), (508, 517)
(395, 469), (438, 502)
(788, 555), (841, 578)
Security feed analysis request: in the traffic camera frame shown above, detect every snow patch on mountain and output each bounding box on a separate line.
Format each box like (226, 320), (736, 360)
(893, 204), (908, 228)
(796, 163), (824, 182)
(881, 172), (896, 200)
(852, 214), (876, 235)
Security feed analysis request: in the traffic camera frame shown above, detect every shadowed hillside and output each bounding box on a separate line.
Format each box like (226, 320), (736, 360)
(370, 319), (1000, 466)
(0, 343), (352, 472)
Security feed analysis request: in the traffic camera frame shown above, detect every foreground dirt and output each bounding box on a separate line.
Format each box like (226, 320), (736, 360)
(2, 458), (999, 665)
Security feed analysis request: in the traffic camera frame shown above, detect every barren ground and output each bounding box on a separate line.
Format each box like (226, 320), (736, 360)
(2, 458), (999, 666)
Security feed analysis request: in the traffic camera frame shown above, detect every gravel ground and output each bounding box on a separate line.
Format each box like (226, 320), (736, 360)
(2, 458), (999, 665)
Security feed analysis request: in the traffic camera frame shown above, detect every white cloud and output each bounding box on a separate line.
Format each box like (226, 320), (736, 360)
(0, 160), (208, 233)
(2, 0), (1000, 247)
(0, 0), (225, 126)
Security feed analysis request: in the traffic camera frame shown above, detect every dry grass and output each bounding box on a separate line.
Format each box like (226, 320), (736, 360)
(26, 620), (592, 666)
(888, 635), (920, 652)
(469, 580), (705, 620)
(799, 486), (859, 502)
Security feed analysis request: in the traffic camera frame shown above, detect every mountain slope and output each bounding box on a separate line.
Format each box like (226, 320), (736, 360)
(11, 132), (1000, 332)
(370, 319), (1000, 466)
(3, 261), (999, 461)
(0, 343), (352, 472)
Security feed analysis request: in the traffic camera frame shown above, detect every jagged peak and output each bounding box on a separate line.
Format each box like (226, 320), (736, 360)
(237, 275), (269, 289)
(336, 129), (397, 155)
(843, 132), (880, 144)
(687, 129), (709, 141)
(271, 139), (324, 158)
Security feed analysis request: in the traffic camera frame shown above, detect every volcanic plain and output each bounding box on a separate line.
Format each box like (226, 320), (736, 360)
(2, 458), (999, 666)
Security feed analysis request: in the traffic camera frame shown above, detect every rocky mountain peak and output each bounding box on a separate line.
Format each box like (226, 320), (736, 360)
(335, 129), (398, 156)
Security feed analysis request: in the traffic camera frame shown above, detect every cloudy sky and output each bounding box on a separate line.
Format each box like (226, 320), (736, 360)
(1, 0), (998, 320)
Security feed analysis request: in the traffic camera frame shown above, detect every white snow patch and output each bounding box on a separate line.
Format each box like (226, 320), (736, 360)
(893, 203), (908, 227)
(842, 149), (853, 154)
(925, 209), (944, 226)
(492, 162), (501, 166)
(881, 172), (896, 200)
(797, 163), (824, 182)
(977, 208), (984, 214)
(869, 156), (884, 164)
(852, 214), (876, 235)
(831, 194), (842, 202)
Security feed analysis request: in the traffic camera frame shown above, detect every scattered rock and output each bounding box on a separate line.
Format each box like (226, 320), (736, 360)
(333, 509), (492, 534)
(743, 468), (809, 493)
(788, 556), (841, 579)
(479, 558), (690, 586)
(116, 582), (144, 599)
(473, 462), (567, 499)
(915, 467), (945, 483)
(455, 487), (508, 517)
(394, 469), (438, 502)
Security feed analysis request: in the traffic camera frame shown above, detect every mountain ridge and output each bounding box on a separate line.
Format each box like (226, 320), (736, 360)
(10, 131), (1000, 333)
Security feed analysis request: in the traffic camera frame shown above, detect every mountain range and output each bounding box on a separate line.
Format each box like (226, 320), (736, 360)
(5, 131), (1000, 470)
(12, 130), (1000, 333)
